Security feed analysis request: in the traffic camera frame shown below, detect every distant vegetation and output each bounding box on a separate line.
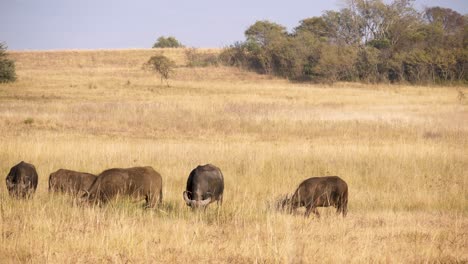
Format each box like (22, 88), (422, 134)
(185, 48), (219, 67)
(144, 55), (176, 86)
(220, 0), (467, 85)
(152, 36), (184, 48)
(0, 42), (16, 83)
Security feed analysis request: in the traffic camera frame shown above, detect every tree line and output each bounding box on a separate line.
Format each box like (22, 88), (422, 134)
(220, 0), (467, 84)
(2, 0), (466, 86)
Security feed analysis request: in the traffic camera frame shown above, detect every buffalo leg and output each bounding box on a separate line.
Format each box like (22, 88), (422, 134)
(342, 203), (348, 217)
(146, 193), (160, 208)
(336, 204), (343, 216)
(145, 195), (152, 208)
(305, 205), (320, 218)
(336, 199), (348, 217)
(313, 208), (320, 218)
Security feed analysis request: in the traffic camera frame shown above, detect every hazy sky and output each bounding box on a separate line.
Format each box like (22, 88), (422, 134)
(1, 0), (467, 50)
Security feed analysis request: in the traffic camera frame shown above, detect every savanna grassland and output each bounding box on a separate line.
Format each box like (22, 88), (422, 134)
(0, 49), (467, 263)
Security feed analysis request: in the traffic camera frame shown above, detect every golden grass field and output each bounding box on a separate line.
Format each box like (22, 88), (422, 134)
(0, 48), (467, 263)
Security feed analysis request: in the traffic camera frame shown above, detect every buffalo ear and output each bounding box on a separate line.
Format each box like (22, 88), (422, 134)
(6, 179), (14, 189)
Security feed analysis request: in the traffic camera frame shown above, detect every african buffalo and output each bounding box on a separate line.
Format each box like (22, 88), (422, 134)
(183, 164), (224, 208)
(5, 161), (38, 198)
(49, 169), (96, 195)
(282, 176), (348, 217)
(83, 166), (163, 208)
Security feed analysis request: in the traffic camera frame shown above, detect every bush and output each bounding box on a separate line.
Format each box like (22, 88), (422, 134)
(219, 42), (250, 68)
(144, 55), (176, 86)
(219, 41), (274, 75)
(0, 42), (16, 83)
(355, 47), (381, 83)
(23, 118), (34, 125)
(152, 36), (184, 48)
(185, 48), (219, 67)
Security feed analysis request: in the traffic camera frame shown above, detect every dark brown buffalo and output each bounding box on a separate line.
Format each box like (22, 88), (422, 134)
(183, 164), (224, 208)
(49, 169), (96, 195)
(83, 166), (162, 208)
(282, 176), (348, 217)
(5, 161), (38, 198)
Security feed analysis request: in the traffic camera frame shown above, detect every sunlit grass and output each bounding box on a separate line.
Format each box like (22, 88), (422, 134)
(0, 49), (466, 262)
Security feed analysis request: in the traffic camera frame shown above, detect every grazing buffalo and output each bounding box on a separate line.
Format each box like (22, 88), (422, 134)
(183, 164), (224, 208)
(49, 169), (96, 195)
(5, 161), (38, 198)
(282, 176), (348, 218)
(83, 166), (162, 208)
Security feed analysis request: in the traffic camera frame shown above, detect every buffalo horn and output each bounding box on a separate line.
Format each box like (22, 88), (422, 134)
(183, 191), (192, 206)
(197, 197), (211, 207)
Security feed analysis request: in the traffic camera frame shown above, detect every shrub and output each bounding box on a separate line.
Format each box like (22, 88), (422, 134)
(144, 55), (176, 86)
(0, 42), (16, 83)
(23, 118), (34, 125)
(185, 48), (219, 67)
(219, 42), (253, 69)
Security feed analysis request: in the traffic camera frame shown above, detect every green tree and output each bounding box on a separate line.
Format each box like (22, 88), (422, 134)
(274, 31), (321, 80)
(295, 17), (328, 38)
(243, 20), (289, 74)
(245, 20), (287, 47)
(355, 46), (381, 82)
(313, 44), (358, 83)
(425, 7), (465, 34)
(219, 41), (250, 68)
(321, 9), (363, 46)
(152, 36), (184, 48)
(417, 7), (467, 83)
(0, 42), (16, 83)
(144, 55), (176, 86)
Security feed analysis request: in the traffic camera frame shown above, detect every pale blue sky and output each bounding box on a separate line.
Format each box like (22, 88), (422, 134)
(1, 0), (467, 50)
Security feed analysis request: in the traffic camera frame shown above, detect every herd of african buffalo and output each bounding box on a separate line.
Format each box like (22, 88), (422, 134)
(5, 160), (348, 218)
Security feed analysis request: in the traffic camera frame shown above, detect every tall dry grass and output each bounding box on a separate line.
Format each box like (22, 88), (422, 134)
(0, 49), (466, 263)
